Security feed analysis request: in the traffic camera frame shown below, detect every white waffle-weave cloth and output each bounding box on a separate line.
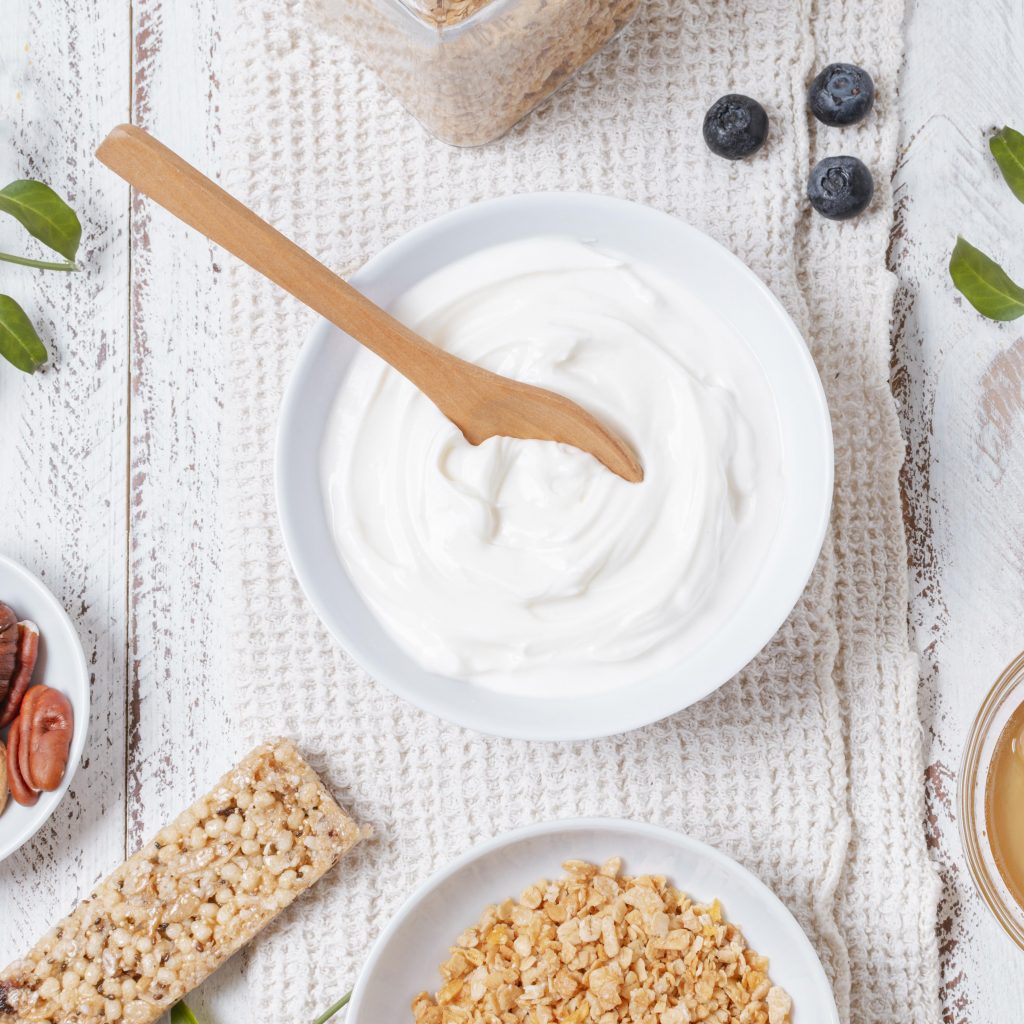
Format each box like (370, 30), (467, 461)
(219, 1), (942, 1020)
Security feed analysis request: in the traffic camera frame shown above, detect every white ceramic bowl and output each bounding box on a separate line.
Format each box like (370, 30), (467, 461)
(0, 553), (89, 863)
(348, 818), (839, 1024)
(276, 193), (833, 740)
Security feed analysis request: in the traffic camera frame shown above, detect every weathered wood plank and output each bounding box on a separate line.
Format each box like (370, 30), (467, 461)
(0, 0), (129, 960)
(895, 0), (1024, 1020)
(126, 0), (246, 1018)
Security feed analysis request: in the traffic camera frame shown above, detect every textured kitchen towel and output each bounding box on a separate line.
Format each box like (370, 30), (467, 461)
(220, 0), (941, 1021)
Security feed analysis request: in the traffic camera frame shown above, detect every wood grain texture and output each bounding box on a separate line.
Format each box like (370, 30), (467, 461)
(0, 0), (129, 962)
(126, 1), (244, 1020)
(894, 0), (1024, 1020)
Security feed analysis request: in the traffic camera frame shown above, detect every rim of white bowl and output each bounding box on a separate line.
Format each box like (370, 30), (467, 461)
(276, 192), (834, 741)
(0, 553), (90, 863)
(346, 817), (840, 1024)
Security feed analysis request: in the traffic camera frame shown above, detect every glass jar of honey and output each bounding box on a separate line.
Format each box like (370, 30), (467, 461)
(960, 650), (1024, 948)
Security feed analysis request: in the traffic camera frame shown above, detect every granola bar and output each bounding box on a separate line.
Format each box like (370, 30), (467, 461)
(0, 739), (367, 1024)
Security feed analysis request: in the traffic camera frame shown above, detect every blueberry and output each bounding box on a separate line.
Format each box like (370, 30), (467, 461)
(703, 94), (769, 160)
(807, 156), (874, 220)
(808, 63), (875, 127)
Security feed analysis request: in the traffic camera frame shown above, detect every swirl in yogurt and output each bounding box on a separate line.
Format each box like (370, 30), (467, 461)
(321, 237), (783, 695)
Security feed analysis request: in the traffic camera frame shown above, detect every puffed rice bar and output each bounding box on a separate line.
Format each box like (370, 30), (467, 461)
(0, 738), (367, 1024)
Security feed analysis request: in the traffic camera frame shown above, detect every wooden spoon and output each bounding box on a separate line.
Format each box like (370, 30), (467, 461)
(96, 125), (643, 483)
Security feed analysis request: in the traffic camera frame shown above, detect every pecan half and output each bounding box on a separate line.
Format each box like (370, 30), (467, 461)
(0, 740), (7, 814)
(0, 602), (17, 707)
(6, 717), (38, 806)
(23, 687), (73, 792)
(17, 687), (44, 790)
(0, 621), (39, 728)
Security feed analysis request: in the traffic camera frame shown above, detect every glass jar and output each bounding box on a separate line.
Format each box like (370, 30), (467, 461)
(959, 649), (1024, 949)
(319, 0), (641, 146)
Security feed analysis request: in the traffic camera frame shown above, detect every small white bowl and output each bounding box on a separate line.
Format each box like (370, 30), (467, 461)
(276, 193), (833, 740)
(0, 553), (90, 863)
(348, 818), (839, 1024)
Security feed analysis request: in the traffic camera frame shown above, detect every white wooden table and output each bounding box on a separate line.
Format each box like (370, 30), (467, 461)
(1, 1), (1022, 1021)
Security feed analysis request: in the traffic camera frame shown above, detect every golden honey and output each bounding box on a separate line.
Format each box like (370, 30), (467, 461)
(986, 701), (1024, 910)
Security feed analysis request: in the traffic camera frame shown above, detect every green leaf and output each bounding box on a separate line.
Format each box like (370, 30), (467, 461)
(0, 295), (48, 372)
(171, 1002), (201, 1024)
(0, 179), (82, 261)
(991, 126), (1024, 204)
(949, 236), (1024, 321)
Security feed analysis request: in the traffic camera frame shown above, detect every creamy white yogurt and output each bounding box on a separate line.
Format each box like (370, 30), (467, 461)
(321, 237), (783, 696)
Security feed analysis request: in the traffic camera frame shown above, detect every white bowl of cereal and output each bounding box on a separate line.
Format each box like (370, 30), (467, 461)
(0, 553), (89, 863)
(276, 193), (833, 740)
(347, 818), (839, 1024)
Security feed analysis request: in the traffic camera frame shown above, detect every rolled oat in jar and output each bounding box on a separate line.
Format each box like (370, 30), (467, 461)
(313, 0), (641, 146)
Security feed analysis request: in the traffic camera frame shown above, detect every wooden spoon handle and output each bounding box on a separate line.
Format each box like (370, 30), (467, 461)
(96, 125), (644, 483)
(96, 124), (452, 389)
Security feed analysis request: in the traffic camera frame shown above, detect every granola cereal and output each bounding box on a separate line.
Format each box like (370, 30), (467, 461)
(411, 859), (792, 1024)
(316, 0), (640, 146)
(402, 0), (493, 25)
